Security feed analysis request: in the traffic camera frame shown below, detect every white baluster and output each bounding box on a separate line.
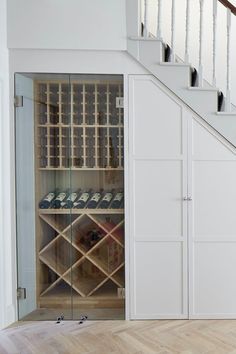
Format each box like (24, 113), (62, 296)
(171, 0), (176, 62)
(198, 0), (204, 87)
(212, 0), (217, 87)
(226, 8), (231, 112)
(144, 0), (149, 37)
(185, 0), (190, 63)
(156, 0), (162, 39)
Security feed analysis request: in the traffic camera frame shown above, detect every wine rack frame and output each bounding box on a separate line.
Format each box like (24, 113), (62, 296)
(38, 210), (124, 299)
(36, 80), (124, 170)
(35, 77), (125, 313)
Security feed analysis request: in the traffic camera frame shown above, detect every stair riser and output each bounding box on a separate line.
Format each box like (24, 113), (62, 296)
(181, 90), (218, 116)
(206, 115), (236, 143)
(138, 40), (164, 67)
(150, 66), (190, 92)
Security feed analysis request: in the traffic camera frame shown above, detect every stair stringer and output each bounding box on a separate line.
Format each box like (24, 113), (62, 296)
(127, 38), (236, 147)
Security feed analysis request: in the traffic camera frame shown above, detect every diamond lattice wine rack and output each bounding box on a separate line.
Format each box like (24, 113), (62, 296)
(35, 76), (125, 313)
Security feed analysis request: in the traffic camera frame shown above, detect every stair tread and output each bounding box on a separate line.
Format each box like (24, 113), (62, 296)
(128, 36), (163, 42)
(188, 86), (219, 92)
(160, 62), (190, 67)
(216, 112), (236, 116)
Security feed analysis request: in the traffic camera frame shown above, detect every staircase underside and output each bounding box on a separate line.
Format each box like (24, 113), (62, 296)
(127, 37), (236, 147)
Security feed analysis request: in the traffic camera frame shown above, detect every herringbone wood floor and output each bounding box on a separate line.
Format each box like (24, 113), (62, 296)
(2, 320), (236, 354)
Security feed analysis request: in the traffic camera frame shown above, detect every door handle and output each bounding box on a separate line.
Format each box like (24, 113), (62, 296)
(183, 196), (192, 201)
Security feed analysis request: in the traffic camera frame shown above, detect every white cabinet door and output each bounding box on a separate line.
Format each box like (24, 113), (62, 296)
(129, 75), (236, 319)
(189, 115), (236, 318)
(129, 75), (188, 319)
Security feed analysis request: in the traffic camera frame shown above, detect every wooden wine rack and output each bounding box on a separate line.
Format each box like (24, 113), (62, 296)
(35, 77), (125, 315)
(36, 81), (124, 170)
(38, 211), (124, 300)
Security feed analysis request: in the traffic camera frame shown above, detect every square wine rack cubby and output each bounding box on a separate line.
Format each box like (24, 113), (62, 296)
(34, 75), (125, 318)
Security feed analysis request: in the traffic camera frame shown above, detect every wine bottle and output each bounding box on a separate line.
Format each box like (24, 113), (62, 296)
(99, 190), (114, 209)
(110, 191), (124, 209)
(39, 192), (56, 209)
(51, 191), (68, 209)
(61, 190), (81, 209)
(73, 190), (92, 209)
(86, 191), (103, 209)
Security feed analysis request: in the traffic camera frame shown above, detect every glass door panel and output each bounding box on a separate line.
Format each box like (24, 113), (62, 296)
(15, 73), (125, 321)
(15, 73), (73, 320)
(70, 75), (125, 320)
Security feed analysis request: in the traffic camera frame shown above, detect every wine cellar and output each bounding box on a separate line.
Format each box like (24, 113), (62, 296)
(17, 74), (125, 320)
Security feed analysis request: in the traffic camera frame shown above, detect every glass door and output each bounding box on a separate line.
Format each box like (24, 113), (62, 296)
(15, 73), (125, 321)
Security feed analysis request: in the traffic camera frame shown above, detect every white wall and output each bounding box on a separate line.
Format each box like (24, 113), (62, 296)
(0, 0), (16, 329)
(9, 50), (147, 75)
(7, 0), (126, 50)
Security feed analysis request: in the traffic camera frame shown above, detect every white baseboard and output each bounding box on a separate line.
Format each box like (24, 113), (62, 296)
(131, 314), (188, 320)
(190, 313), (236, 319)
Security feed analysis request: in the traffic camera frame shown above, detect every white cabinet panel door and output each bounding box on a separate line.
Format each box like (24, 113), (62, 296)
(132, 78), (183, 158)
(129, 75), (188, 319)
(189, 116), (236, 318)
(134, 242), (186, 317)
(134, 160), (184, 238)
(194, 243), (236, 316)
(193, 161), (236, 236)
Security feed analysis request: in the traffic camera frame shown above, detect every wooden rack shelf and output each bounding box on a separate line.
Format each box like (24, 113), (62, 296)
(39, 209), (124, 215)
(38, 167), (124, 171)
(38, 124), (124, 128)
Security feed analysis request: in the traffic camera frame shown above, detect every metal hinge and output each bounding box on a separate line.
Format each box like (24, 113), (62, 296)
(14, 95), (23, 108)
(17, 287), (26, 300)
(117, 287), (125, 299)
(116, 97), (124, 108)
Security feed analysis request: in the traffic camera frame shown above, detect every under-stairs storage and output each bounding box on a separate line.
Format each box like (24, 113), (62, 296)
(129, 74), (236, 320)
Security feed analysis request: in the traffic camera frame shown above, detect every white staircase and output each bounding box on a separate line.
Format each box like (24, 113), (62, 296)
(126, 0), (236, 146)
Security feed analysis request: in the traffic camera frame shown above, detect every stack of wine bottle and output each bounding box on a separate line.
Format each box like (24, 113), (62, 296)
(39, 189), (124, 209)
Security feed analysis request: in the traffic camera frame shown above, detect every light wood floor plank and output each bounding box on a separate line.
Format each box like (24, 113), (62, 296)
(3, 320), (236, 353)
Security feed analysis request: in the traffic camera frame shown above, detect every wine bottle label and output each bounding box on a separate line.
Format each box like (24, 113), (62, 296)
(44, 193), (55, 202)
(79, 193), (90, 202)
(113, 192), (123, 201)
(102, 193), (112, 202)
(55, 193), (66, 201)
(67, 193), (77, 202)
(91, 193), (101, 202)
